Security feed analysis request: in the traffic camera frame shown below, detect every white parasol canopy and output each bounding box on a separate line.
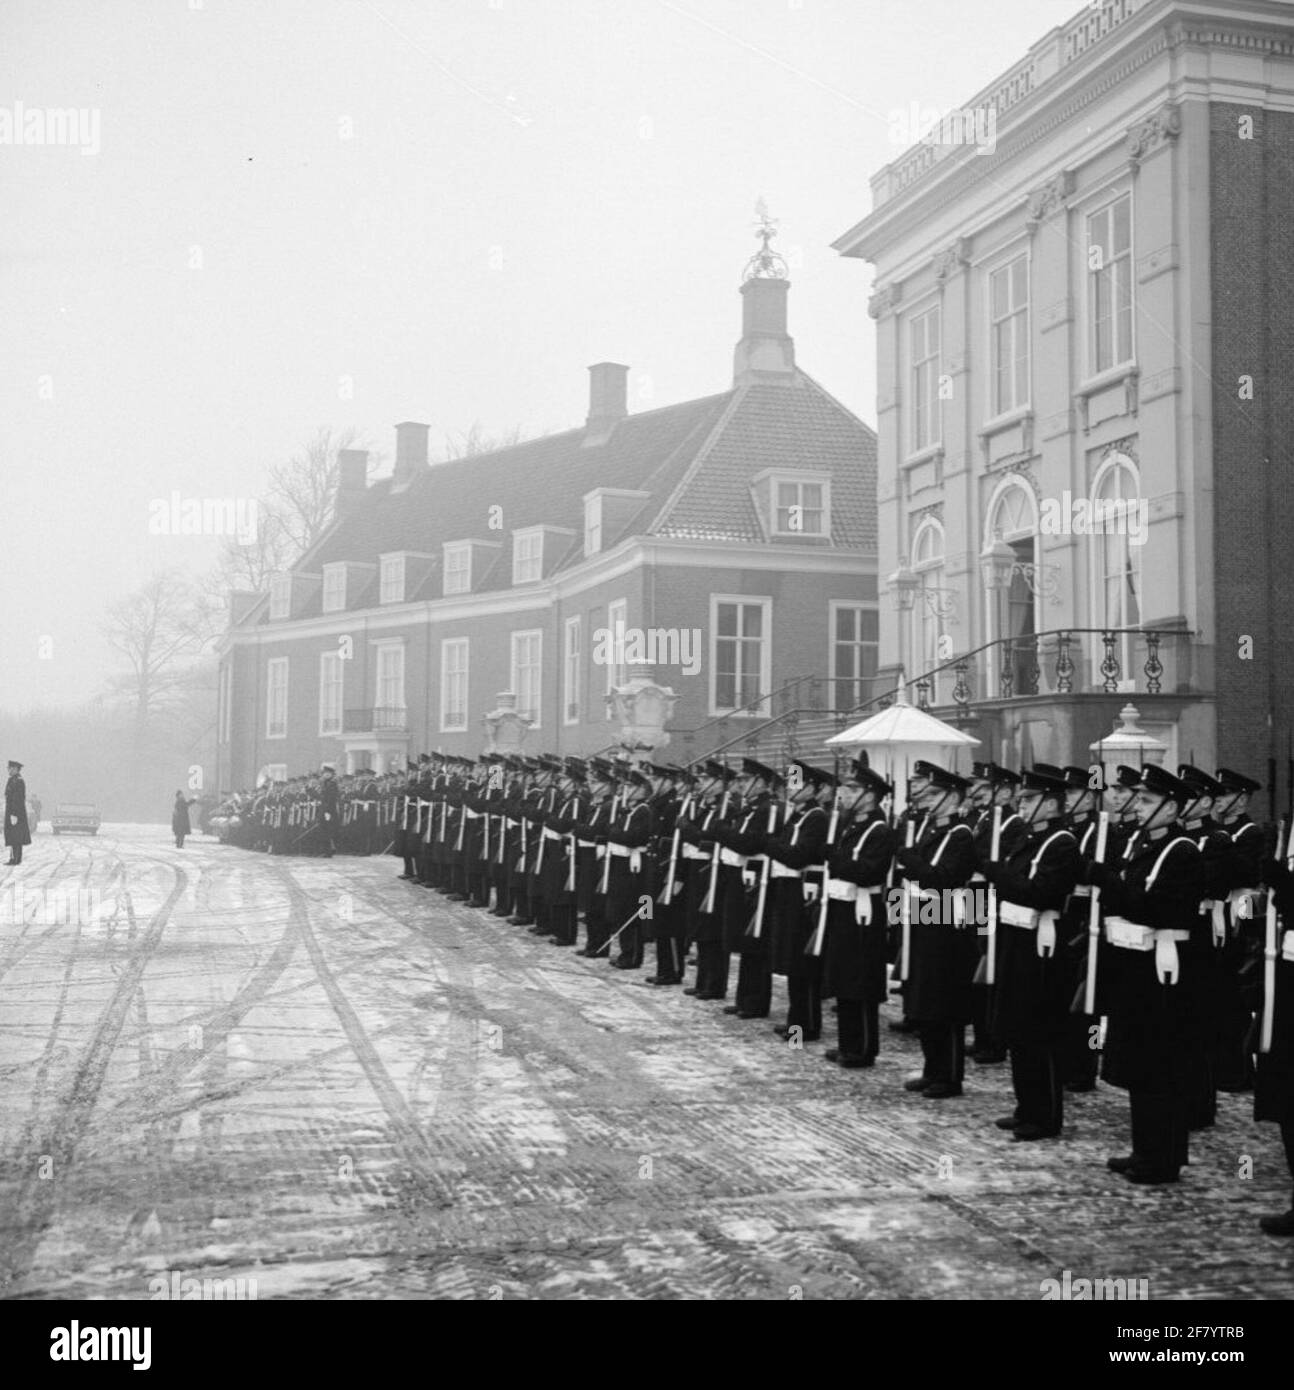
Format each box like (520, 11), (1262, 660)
(825, 683), (979, 815)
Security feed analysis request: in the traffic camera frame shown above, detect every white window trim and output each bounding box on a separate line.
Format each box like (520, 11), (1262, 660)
(512, 529), (544, 585)
(440, 638), (469, 733)
(1082, 187), (1136, 383)
(563, 614), (582, 726)
(828, 599), (879, 713)
(708, 593), (773, 718)
(379, 553), (406, 605)
(443, 542), (472, 596)
(511, 628), (543, 729)
(769, 473), (832, 539)
(373, 638), (406, 714)
(604, 597), (628, 717)
(265, 657), (289, 740)
(1087, 452), (1143, 688)
(218, 663), (232, 743)
(268, 574), (291, 622)
(318, 650), (343, 737)
(982, 476), (1041, 690)
(984, 248), (1032, 423)
(908, 302), (943, 458)
(584, 495), (603, 558)
(321, 563), (347, 614)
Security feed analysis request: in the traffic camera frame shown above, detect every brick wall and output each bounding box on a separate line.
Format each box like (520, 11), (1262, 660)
(1210, 102), (1294, 805)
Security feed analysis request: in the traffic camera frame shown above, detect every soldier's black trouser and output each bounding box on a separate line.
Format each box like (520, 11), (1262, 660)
(919, 1022), (965, 1086)
(694, 942), (729, 996)
(786, 973), (822, 1038)
(1129, 1087), (1188, 1175)
(1061, 1011), (1100, 1085)
(550, 903), (577, 945)
(836, 999), (879, 1061)
(1008, 1038), (1064, 1134)
(735, 952), (770, 1015)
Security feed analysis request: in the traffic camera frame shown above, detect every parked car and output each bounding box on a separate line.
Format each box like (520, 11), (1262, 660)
(51, 803), (101, 836)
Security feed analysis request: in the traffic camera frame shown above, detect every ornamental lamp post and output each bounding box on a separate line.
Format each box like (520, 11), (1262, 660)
(979, 531), (1015, 691)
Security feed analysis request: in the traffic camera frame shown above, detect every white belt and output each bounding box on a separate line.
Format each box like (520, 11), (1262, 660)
(969, 873), (986, 884)
(607, 844), (644, 872)
(418, 800), (431, 810)
(577, 839), (595, 850)
(1071, 884), (1092, 898)
(1105, 919), (1190, 983)
(770, 862), (799, 879)
(463, 809), (480, 820)
(1001, 901), (1061, 956)
(543, 828), (562, 841)
(681, 846), (709, 861)
(825, 879), (858, 901)
(720, 849), (747, 867)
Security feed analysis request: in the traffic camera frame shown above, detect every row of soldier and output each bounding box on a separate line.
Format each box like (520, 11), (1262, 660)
(215, 748), (1294, 1236)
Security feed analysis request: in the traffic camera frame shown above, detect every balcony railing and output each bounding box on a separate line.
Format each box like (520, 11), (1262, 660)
(680, 628), (1210, 767)
(342, 707), (409, 734)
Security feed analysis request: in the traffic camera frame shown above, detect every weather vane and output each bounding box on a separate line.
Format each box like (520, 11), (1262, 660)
(742, 197), (788, 282)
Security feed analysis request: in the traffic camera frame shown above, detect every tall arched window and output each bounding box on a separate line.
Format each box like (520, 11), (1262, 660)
(984, 478), (1039, 693)
(1091, 453), (1142, 686)
(912, 518), (946, 699)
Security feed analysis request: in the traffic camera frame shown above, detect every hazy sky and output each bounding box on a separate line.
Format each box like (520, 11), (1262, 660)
(1, 0), (1082, 711)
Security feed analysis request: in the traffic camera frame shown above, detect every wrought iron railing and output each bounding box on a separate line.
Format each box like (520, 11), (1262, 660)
(342, 707), (409, 734)
(679, 628), (1208, 767)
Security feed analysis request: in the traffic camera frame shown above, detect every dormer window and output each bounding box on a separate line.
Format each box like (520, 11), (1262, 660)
(443, 543), (471, 595)
(512, 529), (543, 584)
(268, 573), (291, 621)
(584, 495), (603, 557)
(379, 553), (405, 604)
(774, 478), (828, 537)
(321, 563), (347, 614)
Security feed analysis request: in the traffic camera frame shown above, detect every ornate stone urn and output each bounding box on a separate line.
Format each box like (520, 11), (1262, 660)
(482, 691), (532, 755)
(606, 676), (679, 757)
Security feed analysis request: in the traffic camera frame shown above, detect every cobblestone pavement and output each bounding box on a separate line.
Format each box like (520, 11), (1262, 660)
(1, 825), (1291, 1301)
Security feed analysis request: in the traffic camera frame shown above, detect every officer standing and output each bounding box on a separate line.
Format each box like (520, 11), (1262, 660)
(5, 760), (30, 865)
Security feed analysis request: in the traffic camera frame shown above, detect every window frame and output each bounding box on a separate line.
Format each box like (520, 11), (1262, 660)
(318, 649), (344, 736)
(604, 597), (628, 718)
(440, 637), (469, 733)
(770, 474), (831, 539)
(268, 574), (291, 622)
(1086, 190), (1135, 378)
(828, 600), (879, 713)
(511, 529), (544, 585)
(987, 251), (1031, 419)
(379, 553), (406, 605)
(265, 656), (289, 739)
(373, 639), (406, 715)
(443, 543), (472, 596)
(910, 304), (942, 455)
(708, 593), (772, 718)
(511, 628), (543, 728)
(563, 615), (582, 725)
(584, 495), (603, 558)
(321, 563), (347, 614)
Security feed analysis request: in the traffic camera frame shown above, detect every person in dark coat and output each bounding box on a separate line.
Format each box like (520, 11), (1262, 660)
(172, 790), (198, 849)
(821, 762), (897, 1068)
(897, 763), (979, 1098)
(1085, 764), (1205, 1184)
(981, 767), (1082, 1140)
(318, 765), (340, 857)
(5, 761), (31, 865)
(1254, 849), (1294, 1235)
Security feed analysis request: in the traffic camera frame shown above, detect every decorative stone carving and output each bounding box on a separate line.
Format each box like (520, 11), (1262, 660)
(1025, 170), (1076, 230)
(1126, 102), (1181, 166)
(867, 282), (902, 320)
(606, 677), (679, 755)
(932, 237), (972, 282)
(481, 690), (532, 755)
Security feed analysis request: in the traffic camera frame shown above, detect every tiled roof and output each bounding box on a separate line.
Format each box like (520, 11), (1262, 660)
(254, 369), (876, 625)
(649, 373), (877, 548)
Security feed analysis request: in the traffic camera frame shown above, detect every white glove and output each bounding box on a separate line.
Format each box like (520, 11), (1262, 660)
(7, 815), (15, 826)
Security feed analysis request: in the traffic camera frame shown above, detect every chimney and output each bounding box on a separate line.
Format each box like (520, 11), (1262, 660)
(733, 275), (795, 387)
(393, 421), (430, 486)
(586, 362), (629, 437)
(336, 448), (368, 513)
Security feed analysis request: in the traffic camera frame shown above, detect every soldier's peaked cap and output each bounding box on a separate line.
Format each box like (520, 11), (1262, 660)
(920, 765), (969, 792)
(986, 763), (1021, 787)
(1112, 764), (1142, 788)
(564, 757), (587, 779)
(742, 757), (777, 783)
(1215, 767), (1261, 795)
(1063, 765), (1094, 789)
(1021, 767), (1068, 795)
(787, 761), (835, 789)
(970, 761), (992, 780)
(910, 760), (945, 782)
(850, 760), (893, 797)
(1137, 764), (1190, 801)
(1178, 765), (1224, 797)
(703, 759), (734, 781)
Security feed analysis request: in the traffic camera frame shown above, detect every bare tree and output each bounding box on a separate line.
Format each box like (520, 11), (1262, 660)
(269, 425), (377, 558)
(440, 422), (527, 461)
(105, 570), (220, 742)
(207, 500), (294, 598)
